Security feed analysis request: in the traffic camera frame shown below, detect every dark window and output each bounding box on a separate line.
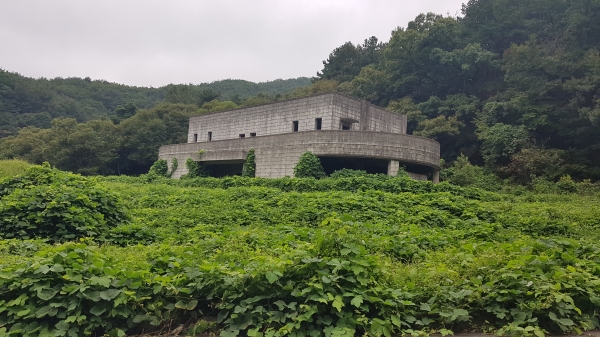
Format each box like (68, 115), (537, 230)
(239, 134), (245, 138)
(342, 124), (351, 130)
(193, 133), (198, 142)
(315, 118), (322, 130)
(208, 132), (212, 141)
(293, 121), (299, 132)
(250, 133), (256, 137)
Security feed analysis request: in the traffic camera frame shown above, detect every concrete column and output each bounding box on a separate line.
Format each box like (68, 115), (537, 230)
(432, 169), (440, 184)
(387, 160), (400, 176)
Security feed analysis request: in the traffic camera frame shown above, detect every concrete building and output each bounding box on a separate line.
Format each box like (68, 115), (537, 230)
(158, 92), (441, 181)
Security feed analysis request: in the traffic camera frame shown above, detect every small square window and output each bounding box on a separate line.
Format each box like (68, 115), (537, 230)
(250, 133), (256, 137)
(239, 134), (245, 138)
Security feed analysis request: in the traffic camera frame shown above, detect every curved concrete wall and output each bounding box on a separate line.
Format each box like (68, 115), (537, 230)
(159, 130), (440, 179)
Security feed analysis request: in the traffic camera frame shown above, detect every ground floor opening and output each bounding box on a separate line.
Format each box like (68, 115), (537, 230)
(318, 156), (434, 179)
(201, 160), (245, 178)
(318, 156), (390, 175)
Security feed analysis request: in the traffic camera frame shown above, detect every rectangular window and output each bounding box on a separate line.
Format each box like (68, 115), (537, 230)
(193, 133), (198, 142)
(250, 133), (256, 137)
(341, 121), (352, 130)
(208, 132), (212, 141)
(315, 118), (322, 130)
(239, 134), (245, 138)
(292, 121), (299, 132)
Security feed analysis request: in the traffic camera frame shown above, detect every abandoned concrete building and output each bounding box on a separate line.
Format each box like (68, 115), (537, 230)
(158, 92), (441, 182)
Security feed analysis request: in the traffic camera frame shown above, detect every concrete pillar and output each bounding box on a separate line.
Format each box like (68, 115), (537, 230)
(387, 160), (400, 176)
(432, 169), (440, 184)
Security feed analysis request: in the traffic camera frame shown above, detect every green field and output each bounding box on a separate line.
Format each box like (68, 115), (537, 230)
(1, 167), (600, 336)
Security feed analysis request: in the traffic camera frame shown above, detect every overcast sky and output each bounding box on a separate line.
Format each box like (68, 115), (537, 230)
(0, 0), (465, 87)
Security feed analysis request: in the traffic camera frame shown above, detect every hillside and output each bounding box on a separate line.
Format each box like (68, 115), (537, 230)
(0, 69), (310, 138)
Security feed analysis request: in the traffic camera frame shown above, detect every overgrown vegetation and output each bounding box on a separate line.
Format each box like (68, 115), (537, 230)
(0, 164), (128, 243)
(1, 165), (600, 336)
(294, 152), (326, 179)
(242, 149), (256, 177)
(0, 159), (31, 178)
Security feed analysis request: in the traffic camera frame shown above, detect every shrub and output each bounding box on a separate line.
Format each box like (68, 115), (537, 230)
(0, 159), (32, 178)
(0, 164), (128, 242)
(293, 152), (325, 179)
(329, 168), (368, 178)
(242, 149), (256, 177)
(442, 154), (502, 191)
(181, 158), (208, 179)
(149, 159), (168, 177)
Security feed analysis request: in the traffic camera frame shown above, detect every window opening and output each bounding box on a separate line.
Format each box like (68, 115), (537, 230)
(315, 118), (322, 130)
(193, 133), (198, 142)
(208, 132), (212, 141)
(239, 134), (245, 138)
(341, 122), (352, 130)
(250, 133), (256, 137)
(292, 121), (299, 132)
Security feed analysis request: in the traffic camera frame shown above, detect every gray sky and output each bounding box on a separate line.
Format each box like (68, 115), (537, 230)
(0, 0), (465, 87)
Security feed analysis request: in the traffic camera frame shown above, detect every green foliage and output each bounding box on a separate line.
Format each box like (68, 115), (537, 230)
(242, 149), (256, 177)
(148, 159), (168, 177)
(3, 175), (600, 335)
(181, 158), (207, 179)
(0, 164), (128, 242)
(294, 152), (326, 179)
(0, 160), (31, 178)
(169, 158), (178, 178)
(442, 154), (501, 191)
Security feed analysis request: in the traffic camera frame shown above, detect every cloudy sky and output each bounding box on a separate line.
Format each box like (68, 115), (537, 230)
(0, 0), (465, 87)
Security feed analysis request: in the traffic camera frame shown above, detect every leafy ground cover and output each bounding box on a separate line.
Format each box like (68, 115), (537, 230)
(1, 168), (600, 336)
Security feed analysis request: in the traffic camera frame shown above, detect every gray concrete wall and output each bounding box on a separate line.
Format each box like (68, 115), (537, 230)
(160, 130), (440, 179)
(187, 93), (406, 143)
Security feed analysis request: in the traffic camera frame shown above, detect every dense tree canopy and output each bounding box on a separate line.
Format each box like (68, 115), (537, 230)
(313, 0), (600, 181)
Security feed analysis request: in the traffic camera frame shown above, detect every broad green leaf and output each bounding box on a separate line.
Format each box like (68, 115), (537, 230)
(265, 272), (279, 284)
(350, 296), (363, 308)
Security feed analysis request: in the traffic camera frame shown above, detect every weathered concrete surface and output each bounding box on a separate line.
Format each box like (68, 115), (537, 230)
(159, 130), (440, 179)
(187, 92), (407, 143)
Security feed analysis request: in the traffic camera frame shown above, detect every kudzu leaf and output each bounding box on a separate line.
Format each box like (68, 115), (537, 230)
(89, 276), (111, 288)
(350, 296), (363, 308)
(99, 289), (121, 300)
(265, 272), (279, 284)
(37, 290), (58, 300)
(186, 300), (198, 310)
(89, 305), (106, 316)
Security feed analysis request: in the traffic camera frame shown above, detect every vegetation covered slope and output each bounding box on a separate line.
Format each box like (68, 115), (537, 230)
(312, 0), (600, 181)
(1, 167), (600, 336)
(0, 69), (310, 138)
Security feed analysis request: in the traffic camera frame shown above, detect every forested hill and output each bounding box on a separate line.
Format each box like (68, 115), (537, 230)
(0, 69), (310, 137)
(310, 0), (600, 183)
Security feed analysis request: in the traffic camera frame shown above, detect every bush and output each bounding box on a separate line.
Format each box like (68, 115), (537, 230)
(148, 159), (168, 177)
(0, 159), (32, 178)
(181, 158), (208, 179)
(0, 164), (128, 242)
(442, 154), (502, 191)
(329, 168), (368, 178)
(293, 152), (325, 179)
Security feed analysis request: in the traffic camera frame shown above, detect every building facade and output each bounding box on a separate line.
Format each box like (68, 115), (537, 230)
(158, 92), (441, 181)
